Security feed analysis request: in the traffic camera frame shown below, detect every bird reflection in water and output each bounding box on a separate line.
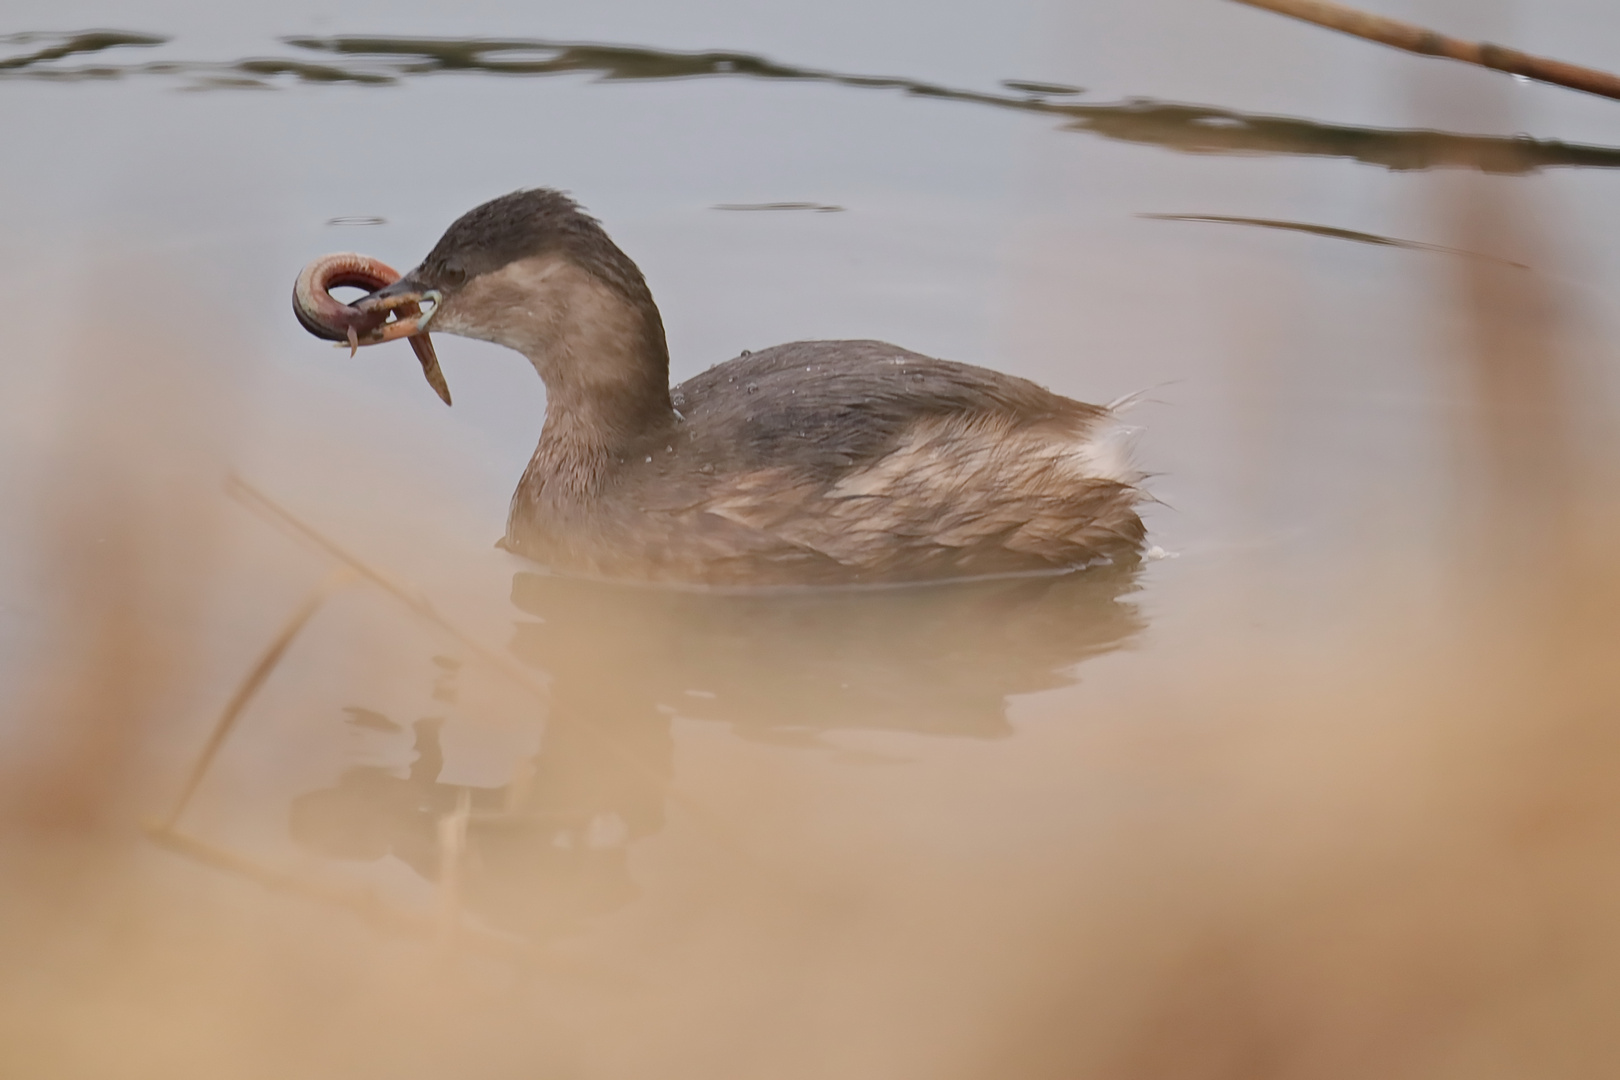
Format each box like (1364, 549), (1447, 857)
(287, 561), (1145, 940)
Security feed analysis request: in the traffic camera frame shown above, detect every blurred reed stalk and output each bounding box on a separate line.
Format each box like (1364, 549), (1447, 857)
(1441, 178), (1579, 541)
(3, 280), (230, 836)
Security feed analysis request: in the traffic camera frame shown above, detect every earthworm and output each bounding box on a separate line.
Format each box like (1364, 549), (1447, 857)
(291, 252), (451, 405)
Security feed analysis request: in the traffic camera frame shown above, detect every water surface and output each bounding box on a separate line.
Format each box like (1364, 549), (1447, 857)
(4, 2), (1620, 1076)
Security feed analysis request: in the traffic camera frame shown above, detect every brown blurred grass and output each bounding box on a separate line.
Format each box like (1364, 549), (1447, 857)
(954, 166), (1620, 1080)
(4, 175), (1620, 1080)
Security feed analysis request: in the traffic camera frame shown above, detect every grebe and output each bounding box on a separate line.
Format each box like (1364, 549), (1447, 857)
(293, 189), (1145, 586)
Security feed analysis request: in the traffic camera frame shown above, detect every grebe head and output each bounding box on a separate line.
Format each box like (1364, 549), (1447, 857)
(354, 190), (670, 396)
(294, 189), (673, 422)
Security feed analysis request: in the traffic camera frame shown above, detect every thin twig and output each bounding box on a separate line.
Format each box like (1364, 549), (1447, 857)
(144, 823), (531, 960)
(436, 788), (472, 953)
(226, 474), (553, 703)
(158, 569), (353, 830)
(1231, 0), (1620, 103)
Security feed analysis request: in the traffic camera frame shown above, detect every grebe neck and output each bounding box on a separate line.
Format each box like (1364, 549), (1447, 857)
(454, 254), (673, 498)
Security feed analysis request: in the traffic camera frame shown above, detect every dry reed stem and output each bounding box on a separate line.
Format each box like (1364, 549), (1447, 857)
(226, 474), (551, 702)
(435, 789), (473, 952)
(157, 570), (354, 831)
(143, 824), (533, 960)
(1232, 0), (1620, 102)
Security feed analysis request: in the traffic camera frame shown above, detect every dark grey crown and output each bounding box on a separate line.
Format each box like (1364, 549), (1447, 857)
(419, 189), (653, 307)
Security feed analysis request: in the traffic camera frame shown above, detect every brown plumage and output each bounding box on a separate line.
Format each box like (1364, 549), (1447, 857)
(295, 189), (1146, 586)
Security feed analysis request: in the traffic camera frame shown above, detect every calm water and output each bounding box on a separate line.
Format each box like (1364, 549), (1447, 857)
(3, 2), (1620, 1076)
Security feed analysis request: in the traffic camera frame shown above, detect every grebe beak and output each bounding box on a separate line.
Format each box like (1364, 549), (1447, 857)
(292, 253), (452, 406)
(353, 277), (443, 340)
(352, 278), (451, 406)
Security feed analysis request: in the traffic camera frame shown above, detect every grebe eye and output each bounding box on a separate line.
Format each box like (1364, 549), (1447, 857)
(440, 263), (467, 286)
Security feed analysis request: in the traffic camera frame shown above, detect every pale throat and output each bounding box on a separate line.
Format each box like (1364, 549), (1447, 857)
(440, 253), (675, 489)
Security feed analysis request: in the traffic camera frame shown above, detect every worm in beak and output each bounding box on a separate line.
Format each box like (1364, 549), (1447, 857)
(291, 253), (452, 406)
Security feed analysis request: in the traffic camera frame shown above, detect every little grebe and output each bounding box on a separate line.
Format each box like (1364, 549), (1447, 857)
(293, 189), (1145, 586)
